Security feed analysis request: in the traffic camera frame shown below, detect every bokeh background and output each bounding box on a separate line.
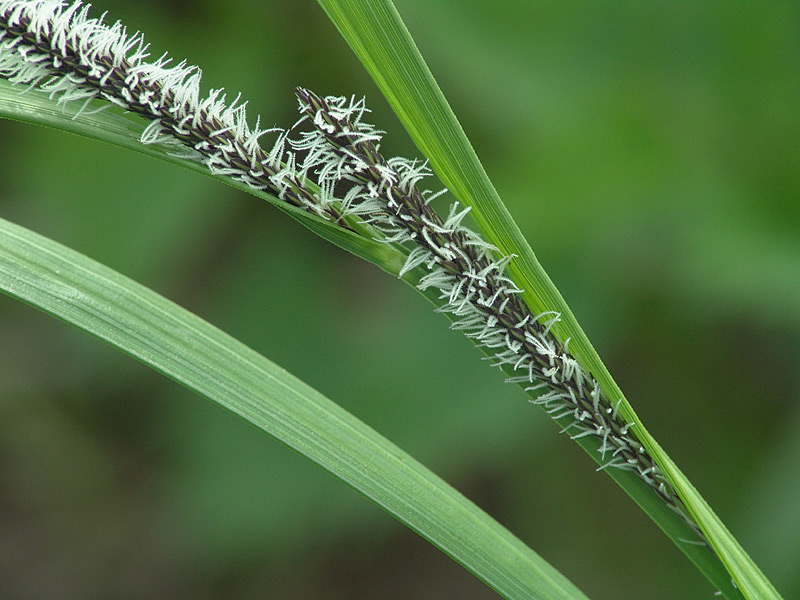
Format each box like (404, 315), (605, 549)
(1, 1), (799, 598)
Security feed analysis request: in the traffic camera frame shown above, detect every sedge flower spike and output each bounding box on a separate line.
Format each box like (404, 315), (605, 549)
(0, 0), (349, 225)
(291, 87), (706, 543)
(0, 0), (707, 546)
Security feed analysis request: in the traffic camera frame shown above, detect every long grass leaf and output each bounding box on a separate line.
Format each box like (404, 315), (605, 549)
(0, 214), (591, 600)
(313, 1), (780, 598)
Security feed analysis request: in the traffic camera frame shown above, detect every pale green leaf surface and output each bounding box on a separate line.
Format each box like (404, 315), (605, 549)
(0, 214), (590, 600)
(313, 1), (781, 598)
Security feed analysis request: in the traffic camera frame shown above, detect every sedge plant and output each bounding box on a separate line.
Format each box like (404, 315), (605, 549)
(0, 1), (790, 598)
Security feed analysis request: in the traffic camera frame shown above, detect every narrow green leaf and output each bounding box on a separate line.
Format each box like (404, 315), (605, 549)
(651, 441), (785, 600)
(0, 215), (591, 600)
(313, 1), (781, 598)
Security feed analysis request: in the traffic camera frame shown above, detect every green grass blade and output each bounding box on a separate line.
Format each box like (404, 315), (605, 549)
(0, 214), (591, 600)
(652, 442), (785, 600)
(313, 1), (781, 598)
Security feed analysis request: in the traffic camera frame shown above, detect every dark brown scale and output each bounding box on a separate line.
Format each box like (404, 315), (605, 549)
(0, 12), (350, 228)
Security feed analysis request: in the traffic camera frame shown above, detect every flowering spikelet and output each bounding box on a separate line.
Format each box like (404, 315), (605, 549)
(0, 0), (349, 224)
(0, 0), (706, 545)
(291, 87), (705, 542)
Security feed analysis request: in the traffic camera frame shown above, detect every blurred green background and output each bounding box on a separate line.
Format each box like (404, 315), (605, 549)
(1, 0), (798, 598)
